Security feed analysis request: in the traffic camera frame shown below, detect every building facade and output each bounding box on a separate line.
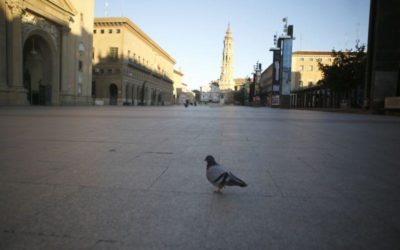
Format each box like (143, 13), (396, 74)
(219, 24), (234, 91)
(200, 81), (220, 103)
(290, 51), (334, 108)
(176, 82), (193, 104)
(291, 51), (334, 90)
(234, 78), (247, 91)
(366, 0), (400, 113)
(259, 63), (273, 106)
(92, 17), (175, 106)
(0, 0), (94, 105)
(172, 69), (184, 104)
(177, 83), (195, 105)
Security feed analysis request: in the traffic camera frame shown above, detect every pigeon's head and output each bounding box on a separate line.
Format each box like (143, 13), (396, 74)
(204, 155), (217, 168)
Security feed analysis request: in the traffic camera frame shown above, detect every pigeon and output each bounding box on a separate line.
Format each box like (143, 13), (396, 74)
(204, 155), (247, 193)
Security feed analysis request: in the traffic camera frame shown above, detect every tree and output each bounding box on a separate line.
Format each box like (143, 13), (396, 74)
(233, 87), (245, 105)
(318, 43), (367, 107)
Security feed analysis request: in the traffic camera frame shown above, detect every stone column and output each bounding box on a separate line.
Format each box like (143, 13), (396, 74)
(5, 0), (27, 104)
(147, 87), (151, 106)
(60, 27), (72, 95)
(0, 0), (7, 90)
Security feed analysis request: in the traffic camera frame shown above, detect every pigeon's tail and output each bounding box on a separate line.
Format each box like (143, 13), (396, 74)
(226, 172), (247, 187)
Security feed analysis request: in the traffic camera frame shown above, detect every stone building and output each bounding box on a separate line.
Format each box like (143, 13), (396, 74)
(290, 51), (335, 108)
(177, 83), (194, 105)
(219, 23), (234, 91)
(234, 78), (247, 91)
(92, 17), (175, 106)
(0, 0), (94, 105)
(172, 69), (184, 104)
(259, 64), (273, 106)
(200, 81), (220, 103)
(291, 51), (334, 91)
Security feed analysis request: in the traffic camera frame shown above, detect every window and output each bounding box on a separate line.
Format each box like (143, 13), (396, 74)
(107, 69), (113, 74)
(299, 65), (304, 71)
(116, 29), (121, 34)
(78, 42), (85, 56)
(101, 29), (104, 34)
(92, 48), (94, 59)
(78, 60), (83, 72)
(109, 47), (118, 60)
(299, 58), (304, 61)
(308, 65), (313, 71)
(316, 58), (322, 62)
(93, 29), (97, 34)
(309, 58), (313, 61)
(308, 81), (313, 87)
(109, 29), (113, 34)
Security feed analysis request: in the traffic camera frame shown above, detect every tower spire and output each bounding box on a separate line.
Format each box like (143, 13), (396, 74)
(219, 23), (234, 91)
(226, 22), (232, 37)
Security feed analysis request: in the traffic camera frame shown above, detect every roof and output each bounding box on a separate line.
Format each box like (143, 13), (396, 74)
(173, 69), (184, 76)
(292, 51), (334, 56)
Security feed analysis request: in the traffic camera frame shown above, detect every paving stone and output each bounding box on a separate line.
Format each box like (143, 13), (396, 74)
(0, 106), (399, 249)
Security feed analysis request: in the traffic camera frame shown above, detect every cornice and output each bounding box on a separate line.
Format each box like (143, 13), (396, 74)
(23, 0), (78, 27)
(94, 17), (176, 65)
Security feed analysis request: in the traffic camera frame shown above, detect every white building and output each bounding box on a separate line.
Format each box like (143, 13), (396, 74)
(177, 83), (194, 104)
(200, 82), (220, 103)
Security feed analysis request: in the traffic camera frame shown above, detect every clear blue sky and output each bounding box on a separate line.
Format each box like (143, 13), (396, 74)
(94, 0), (370, 90)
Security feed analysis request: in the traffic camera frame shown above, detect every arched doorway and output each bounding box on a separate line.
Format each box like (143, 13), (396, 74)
(23, 35), (54, 105)
(109, 84), (118, 105)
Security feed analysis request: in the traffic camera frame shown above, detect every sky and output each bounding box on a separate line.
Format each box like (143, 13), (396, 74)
(94, 0), (371, 90)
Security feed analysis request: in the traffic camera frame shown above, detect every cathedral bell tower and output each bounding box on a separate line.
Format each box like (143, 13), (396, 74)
(219, 23), (234, 91)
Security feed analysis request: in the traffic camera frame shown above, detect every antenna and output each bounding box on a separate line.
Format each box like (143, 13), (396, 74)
(104, 0), (109, 17)
(282, 17), (288, 34)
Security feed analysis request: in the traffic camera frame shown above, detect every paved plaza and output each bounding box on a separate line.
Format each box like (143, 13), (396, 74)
(0, 105), (399, 249)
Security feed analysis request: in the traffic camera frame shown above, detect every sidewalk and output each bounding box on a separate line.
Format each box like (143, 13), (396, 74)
(1, 106), (399, 249)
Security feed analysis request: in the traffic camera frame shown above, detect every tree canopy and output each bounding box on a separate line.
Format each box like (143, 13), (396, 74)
(318, 43), (367, 93)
